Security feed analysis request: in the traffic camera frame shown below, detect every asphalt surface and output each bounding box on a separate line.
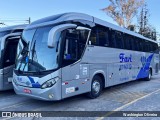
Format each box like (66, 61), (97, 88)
(1, 74), (160, 120)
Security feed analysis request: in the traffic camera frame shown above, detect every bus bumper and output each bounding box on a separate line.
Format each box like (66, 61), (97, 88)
(12, 80), (62, 101)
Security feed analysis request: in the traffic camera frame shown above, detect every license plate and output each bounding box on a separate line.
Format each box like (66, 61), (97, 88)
(24, 89), (32, 94)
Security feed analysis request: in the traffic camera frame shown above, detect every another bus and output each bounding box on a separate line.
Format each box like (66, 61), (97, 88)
(0, 24), (27, 90)
(12, 13), (159, 101)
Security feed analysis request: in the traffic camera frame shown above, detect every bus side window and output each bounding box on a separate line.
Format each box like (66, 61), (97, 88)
(139, 40), (143, 52)
(97, 27), (109, 47)
(123, 34), (127, 50)
(63, 28), (90, 66)
(153, 43), (159, 54)
(134, 38), (140, 51)
(145, 42), (149, 52)
(109, 30), (116, 48)
(124, 34), (131, 50)
(115, 31), (123, 49)
(89, 28), (97, 45)
(130, 37), (135, 50)
(63, 29), (79, 61)
(79, 30), (89, 56)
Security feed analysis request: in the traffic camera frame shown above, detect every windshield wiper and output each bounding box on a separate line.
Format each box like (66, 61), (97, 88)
(31, 40), (36, 62)
(18, 42), (30, 72)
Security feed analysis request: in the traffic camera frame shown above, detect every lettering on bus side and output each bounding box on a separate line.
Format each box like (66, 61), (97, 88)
(119, 53), (132, 63)
(119, 53), (133, 71)
(141, 56), (147, 67)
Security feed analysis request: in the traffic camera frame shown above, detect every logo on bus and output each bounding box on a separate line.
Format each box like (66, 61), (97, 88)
(141, 56), (147, 67)
(119, 53), (132, 63)
(17, 77), (22, 82)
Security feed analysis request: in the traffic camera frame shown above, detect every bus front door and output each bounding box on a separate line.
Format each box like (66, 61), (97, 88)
(1, 35), (20, 90)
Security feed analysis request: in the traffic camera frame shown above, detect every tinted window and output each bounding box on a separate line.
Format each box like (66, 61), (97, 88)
(146, 42), (150, 52)
(89, 28), (97, 45)
(139, 40), (143, 52)
(12, 29), (23, 33)
(134, 38), (140, 51)
(153, 43), (159, 53)
(150, 43), (154, 52)
(115, 31), (123, 49)
(4, 39), (19, 67)
(97, 27), (109, 47)
(63, 28), (89, 66)
(109, 30), (116, 48)
(124, 34), (133, 50)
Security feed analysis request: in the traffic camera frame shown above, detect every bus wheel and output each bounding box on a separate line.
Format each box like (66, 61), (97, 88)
(146, 69), (152, 81)
(87, 75), (102, 99)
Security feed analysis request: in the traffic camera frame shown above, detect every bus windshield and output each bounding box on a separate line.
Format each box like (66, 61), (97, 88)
(16, 26), (60, 72)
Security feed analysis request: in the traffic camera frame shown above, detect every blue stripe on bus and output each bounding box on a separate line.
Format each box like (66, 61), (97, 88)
(27, 76), (41, 88)
(28, 76), (35, 83)
(136, 54), (154, 79)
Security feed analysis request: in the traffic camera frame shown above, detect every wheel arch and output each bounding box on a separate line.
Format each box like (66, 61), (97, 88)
(91, 70), (106, 88)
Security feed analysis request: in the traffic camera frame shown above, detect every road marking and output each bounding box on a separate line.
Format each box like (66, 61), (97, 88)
(96, 88), (160, 120)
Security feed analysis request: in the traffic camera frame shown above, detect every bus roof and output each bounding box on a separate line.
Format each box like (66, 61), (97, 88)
(0, 24), (27, 32)
(26, 12), (157, 44)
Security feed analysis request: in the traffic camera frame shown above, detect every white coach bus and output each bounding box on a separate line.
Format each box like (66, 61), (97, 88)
(12, 13), (159, 100)
(0, 25), (26, 90)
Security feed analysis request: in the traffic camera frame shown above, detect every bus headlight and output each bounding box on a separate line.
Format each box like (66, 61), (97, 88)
(41, 77), (59, 89)
(13, 78), (18, 86)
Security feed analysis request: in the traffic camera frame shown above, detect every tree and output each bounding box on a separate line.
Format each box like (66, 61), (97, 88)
(102, 0), (144, 28)
(138, 3), (157, 40)
(138, 3), (149, 35)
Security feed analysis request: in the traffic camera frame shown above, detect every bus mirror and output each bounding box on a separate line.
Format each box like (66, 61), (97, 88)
(48, 24), (77, 48)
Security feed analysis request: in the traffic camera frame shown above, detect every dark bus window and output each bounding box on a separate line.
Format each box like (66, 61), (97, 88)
(124, 34), (132, 50)
(150, 42), (154, 53)
(63, 28), (89, 66)
(144, 42), (150, 52)
(89, 28), (97, 45)
(153, 43), (159, 53)
(12, 29), (23, 33)
(148, 42), (152, 53)
(139, 39), (143, 52)
(109, 30), (116, 48)
(115, 31), (124, 49)
(130, 37), (135, 50)
(97, 27), (109, 47)
(134, 38), (140, 51)
(3, 38), (19, 67)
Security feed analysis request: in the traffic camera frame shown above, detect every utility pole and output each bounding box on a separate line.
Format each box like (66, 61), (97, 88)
(27, 17), (31, 24)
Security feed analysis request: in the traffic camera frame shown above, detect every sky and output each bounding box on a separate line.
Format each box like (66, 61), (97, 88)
(0, 0), (159, 33)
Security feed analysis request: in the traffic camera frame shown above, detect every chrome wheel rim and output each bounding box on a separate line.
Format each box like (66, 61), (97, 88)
(92, 80), (100, 94)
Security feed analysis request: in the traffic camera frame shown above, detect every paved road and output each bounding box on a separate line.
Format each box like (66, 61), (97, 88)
(1, 74), (160, 120)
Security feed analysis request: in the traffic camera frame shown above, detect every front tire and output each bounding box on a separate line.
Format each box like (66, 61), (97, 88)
(87, 75), (103, 99)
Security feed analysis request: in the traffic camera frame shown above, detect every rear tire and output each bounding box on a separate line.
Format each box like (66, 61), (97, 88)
(146, 69), (152, 81)
(87, 75), (103, 99)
